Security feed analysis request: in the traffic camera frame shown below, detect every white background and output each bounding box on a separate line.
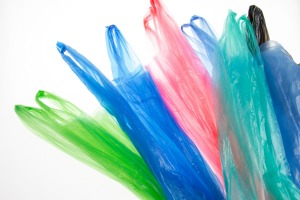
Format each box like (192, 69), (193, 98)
(1, 0), (299, 199)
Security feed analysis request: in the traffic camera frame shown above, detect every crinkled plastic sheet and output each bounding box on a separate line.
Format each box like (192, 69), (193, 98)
(105, 24), (225, 199)
(15, 91), (164, 200)
(260, 40), (300, 189)
(213, 10), (300, 199)
(56, 40), (225, 199)
(143, 0), (224, 187)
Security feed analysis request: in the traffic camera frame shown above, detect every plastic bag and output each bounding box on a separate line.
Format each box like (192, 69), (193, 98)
(260, 40), (300, 189)
(247, 5), (270, 46)
(144, 0), (224, 187)
(15, 91), (164, 200)
(56, 41), (224, 199)
(248, 4), (300, 190)
(213, 10), (300, 199)
(181, 15), (218, 76)
(105, 24), (224, 199)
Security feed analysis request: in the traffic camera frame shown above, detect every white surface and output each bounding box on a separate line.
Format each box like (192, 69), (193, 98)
(1, 0), (299, 199)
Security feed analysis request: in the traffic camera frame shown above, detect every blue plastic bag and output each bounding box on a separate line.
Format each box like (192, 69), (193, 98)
(57, 40), (223, 199)
(105, 24), (225, 199)
(260, 40), (300, 189)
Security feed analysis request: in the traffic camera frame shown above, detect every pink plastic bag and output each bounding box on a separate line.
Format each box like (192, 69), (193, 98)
(144, 0), (224, 186)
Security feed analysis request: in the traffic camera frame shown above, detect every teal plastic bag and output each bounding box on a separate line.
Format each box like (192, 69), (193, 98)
(213, 10), (300, 199)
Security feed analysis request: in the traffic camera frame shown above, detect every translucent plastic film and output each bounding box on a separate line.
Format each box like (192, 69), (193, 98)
(143, 0), (224, 187)
(105, 24), (224, 199)
(213, 10), (300, 199)
(260, 40), (300, 189)
(15, 91), (164, 200)
(181, 16), (218, 76)
(56, 42), (222, 199)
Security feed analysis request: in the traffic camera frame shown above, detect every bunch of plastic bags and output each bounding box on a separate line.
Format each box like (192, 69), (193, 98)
(15, 0), (300, 199)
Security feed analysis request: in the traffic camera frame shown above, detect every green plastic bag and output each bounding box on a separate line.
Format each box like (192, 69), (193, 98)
(15, 90), (165, 200)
